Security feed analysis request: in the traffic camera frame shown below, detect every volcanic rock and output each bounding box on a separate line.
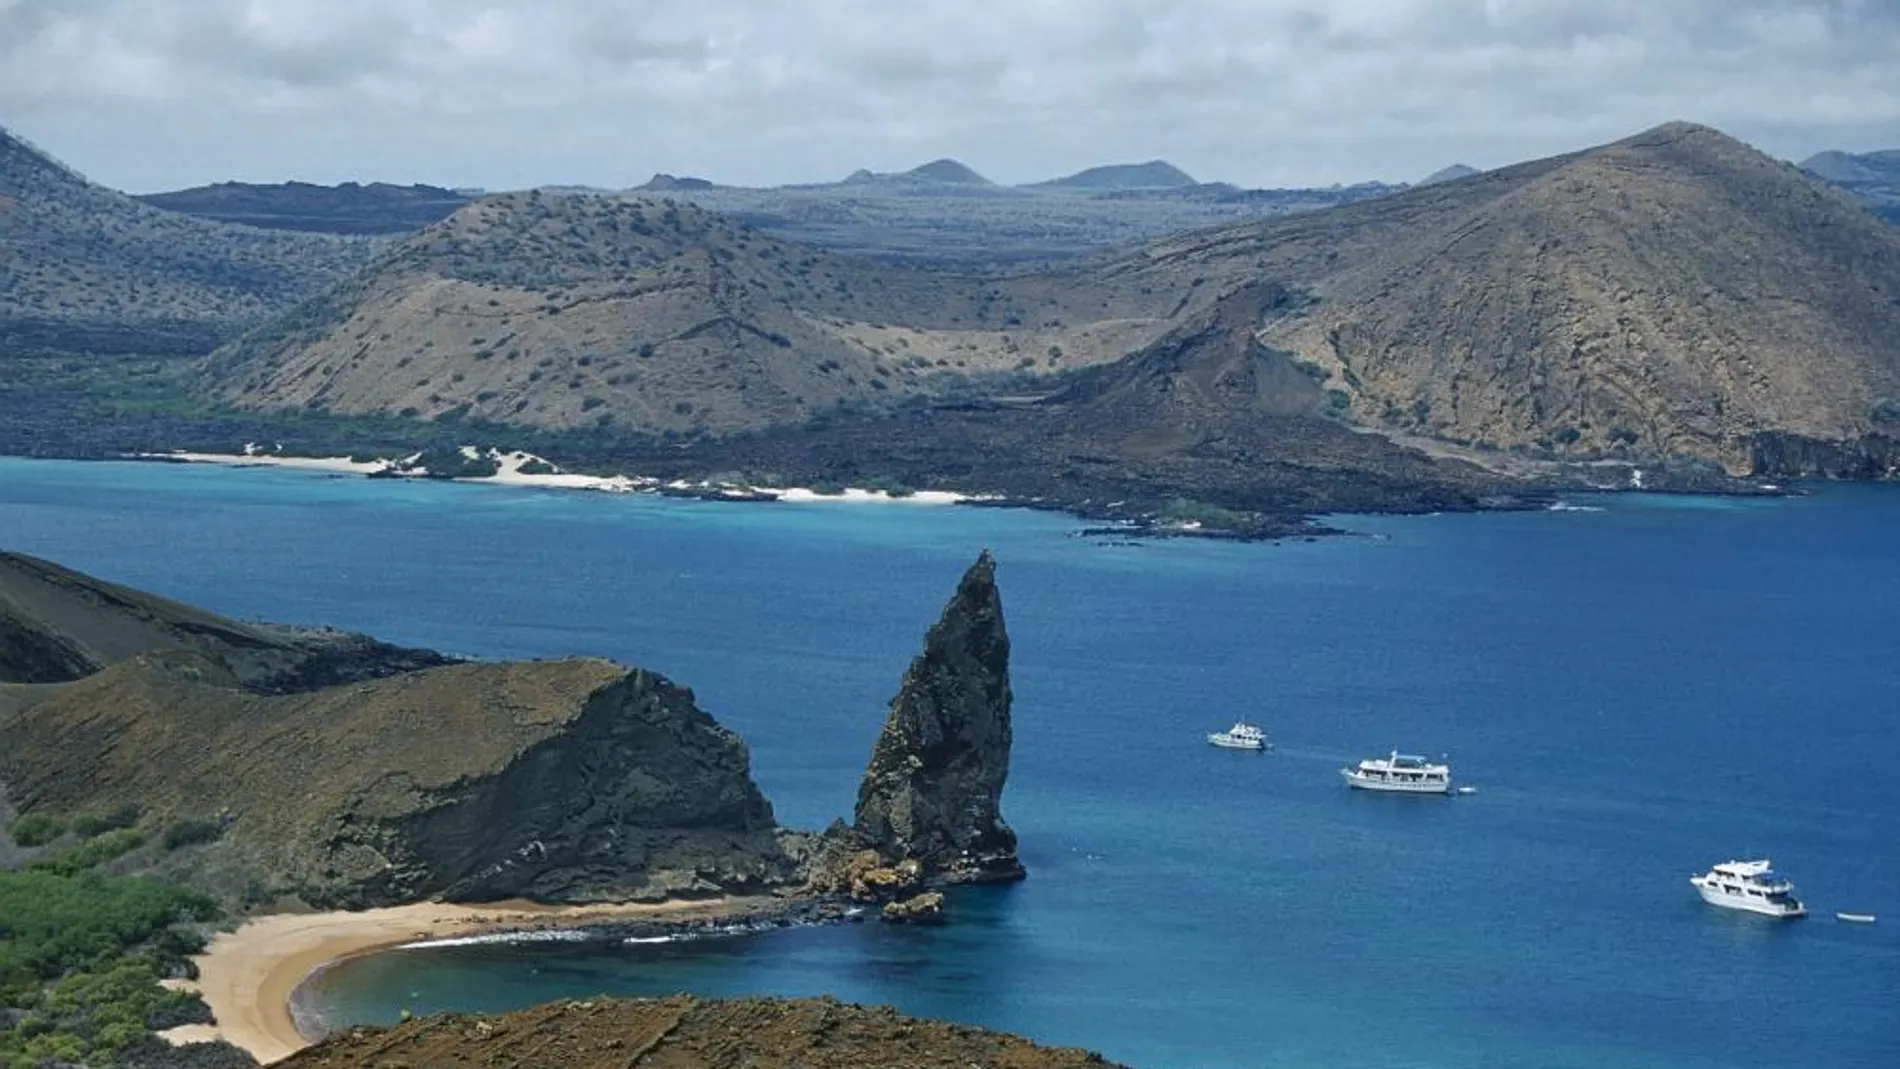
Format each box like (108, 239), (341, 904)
(0, 651), (793, 907)
(852, 550), (1023, 884)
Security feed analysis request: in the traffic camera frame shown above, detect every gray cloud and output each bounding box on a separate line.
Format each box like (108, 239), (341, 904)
(1, 0), (1896, 192)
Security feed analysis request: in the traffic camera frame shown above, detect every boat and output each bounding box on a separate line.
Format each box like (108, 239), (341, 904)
(1340, 750), (1452, 794)
(1688, 859), (1807, 918)
(1836, 912), (1877, 924)
(1207, 722), (1269, 751)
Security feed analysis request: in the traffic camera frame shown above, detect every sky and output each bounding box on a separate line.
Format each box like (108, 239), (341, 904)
(2, 0), (1898, 193)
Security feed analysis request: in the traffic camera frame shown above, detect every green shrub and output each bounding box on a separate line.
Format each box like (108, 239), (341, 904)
(9, 813), (65, 848)
(0, 870), (218, 983)
(160, 820), (223, 851)
(69, 803), (140, 840)
(0, 870), (219, 1068)
(30, 828), (145, 876)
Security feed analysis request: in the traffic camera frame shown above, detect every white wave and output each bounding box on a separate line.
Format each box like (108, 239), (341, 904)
(1546, 502), (1606, 513)
(398, 928), (600, 950)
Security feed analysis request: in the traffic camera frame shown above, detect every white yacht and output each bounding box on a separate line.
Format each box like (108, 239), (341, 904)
(1340, 750), (1452, 794)
(1689, 859), (1807, 918)
(1207, 722), (1269, 751)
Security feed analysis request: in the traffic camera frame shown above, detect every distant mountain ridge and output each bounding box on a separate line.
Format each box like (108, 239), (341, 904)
(1799, 148), (1900, 226)
(1032, 160), (1197, 190)
(137, 180), (470, 235)
(1418, 164), (1480, 185)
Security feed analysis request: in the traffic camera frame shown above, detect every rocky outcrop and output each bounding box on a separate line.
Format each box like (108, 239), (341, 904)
(1745, 431), (1900, 479)
(278, 995), (1128, 1069)
(0, 550), (451, 690)
(852, 551), (1023, 884)
(880, 891), (946, 925)
(0, 651), (793, 908)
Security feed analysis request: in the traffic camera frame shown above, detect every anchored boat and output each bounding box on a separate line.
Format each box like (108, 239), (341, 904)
(1689, 859), (1807, 918)
(1340, 750), (1452, 794)
(1207, 722), (1269, 751)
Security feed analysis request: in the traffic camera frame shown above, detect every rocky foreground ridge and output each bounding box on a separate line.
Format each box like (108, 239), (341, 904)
(0, 550), (1018, 918)
(0, 550), (450, 690)
(279, 995), (1124, 1069)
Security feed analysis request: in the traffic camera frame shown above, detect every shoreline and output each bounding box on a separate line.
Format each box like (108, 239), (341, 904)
(61, 448), (1801, 543)
(138, 448), (986, 507)
(159, 895), (786, 1065)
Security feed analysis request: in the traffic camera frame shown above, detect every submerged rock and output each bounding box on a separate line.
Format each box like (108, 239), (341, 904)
(852, 550), (1024, 884)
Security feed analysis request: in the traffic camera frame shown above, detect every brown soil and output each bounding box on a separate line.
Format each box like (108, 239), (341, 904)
(280, 995), (1126, 1069)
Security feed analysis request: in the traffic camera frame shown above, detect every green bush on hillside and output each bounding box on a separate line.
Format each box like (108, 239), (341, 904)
(0, 869), (219, 1069)
(29, 828), (146, 877)
(8, 813), (66, 848)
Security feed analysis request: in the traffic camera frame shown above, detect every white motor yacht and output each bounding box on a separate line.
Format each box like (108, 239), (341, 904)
(1690, 859), (1806, 918)
(1340, 750), (1452, 794)
(1207, 722), (1269, 751)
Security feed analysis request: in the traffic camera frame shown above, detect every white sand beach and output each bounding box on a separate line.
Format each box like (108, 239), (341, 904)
(158, 897), (754, 1064)
(141, 447), (993, 505)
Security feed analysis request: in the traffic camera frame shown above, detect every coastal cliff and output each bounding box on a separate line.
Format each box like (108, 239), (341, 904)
(277, 995), (1126, 1069)
(0, 651), (793, 908)
(1, 547), (1030, 915)
(849, 550), (1023, 884)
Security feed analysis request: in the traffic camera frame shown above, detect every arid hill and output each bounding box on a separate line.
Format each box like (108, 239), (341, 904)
(1072, 121), (1900, 473)
(0, 127), (377, 358)
(200, 192), (1180, 436)
(0, 550), (447, 690)
(281, 996), (1128, 1069)
(200, 122), (1900, 480)
(137, 180), (470, 235)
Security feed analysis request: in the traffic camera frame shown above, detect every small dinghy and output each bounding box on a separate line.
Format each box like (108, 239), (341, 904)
(1835, 912), (1877, 924)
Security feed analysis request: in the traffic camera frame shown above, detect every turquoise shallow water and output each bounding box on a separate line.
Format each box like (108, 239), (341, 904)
(3, 459), (1897, 1068)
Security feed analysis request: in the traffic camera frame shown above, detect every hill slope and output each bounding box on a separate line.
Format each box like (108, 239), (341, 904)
(1082, 122), (1900, 472)
(0, 549), (446, 689)
(0, 128), (377, 358)
(0, 651), (789, 907)
(137, 180), (469, 235)
(201, 192), (1180, 436)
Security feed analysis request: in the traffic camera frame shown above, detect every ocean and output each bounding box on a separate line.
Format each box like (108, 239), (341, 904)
(2, 458), (1895, 1069)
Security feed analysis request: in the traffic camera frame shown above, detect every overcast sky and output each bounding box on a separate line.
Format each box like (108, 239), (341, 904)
(3, 0), (1898, 193)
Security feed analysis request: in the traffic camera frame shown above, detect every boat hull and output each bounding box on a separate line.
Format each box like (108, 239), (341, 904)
(1208, 736), (1265, 751)
(1340, 769), (1451, 794)
(1691, 880), (1807, 918)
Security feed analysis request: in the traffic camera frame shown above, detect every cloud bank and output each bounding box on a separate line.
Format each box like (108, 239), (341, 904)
(2, 0), (1896, 191)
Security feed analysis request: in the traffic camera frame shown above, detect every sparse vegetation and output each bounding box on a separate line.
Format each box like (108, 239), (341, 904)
(160, 819), (224, 852)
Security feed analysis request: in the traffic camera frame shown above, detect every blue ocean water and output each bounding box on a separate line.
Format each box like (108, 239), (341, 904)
(2, 458), (1897, 1069)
